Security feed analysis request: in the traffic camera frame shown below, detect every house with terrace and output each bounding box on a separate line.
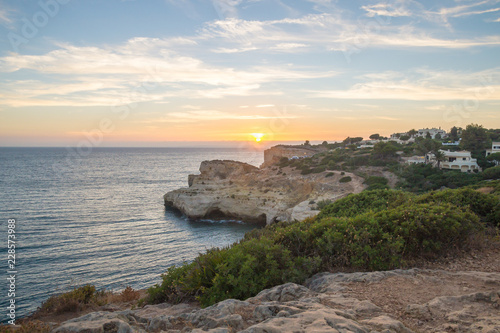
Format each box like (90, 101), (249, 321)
(415, 128), (447, 140)
(486, 142), (500, 165)
(427, 150), (480, 173)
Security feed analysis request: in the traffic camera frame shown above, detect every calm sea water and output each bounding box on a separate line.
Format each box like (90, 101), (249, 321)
(0, 147), (263, 321)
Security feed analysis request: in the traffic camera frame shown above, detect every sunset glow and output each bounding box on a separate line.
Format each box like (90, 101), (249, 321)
(252, 133), (264, 143)
(0, 1), (499, 147)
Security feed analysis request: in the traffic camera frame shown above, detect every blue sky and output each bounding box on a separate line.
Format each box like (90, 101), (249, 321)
(0, 0), (499, 146)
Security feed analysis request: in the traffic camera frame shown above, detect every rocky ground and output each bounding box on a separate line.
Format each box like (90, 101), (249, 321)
(46, 246), (500, 333)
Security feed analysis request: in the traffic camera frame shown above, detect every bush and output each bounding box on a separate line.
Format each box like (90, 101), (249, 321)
(317, 190), (413, 219)
(416, 188), (500, 227)
(147, 239), (320, 307)
(363, 176), (388, 186)
(39, 285), (102, 315)
(339, 176), (352, 183)
(482, 166), (500, 180)
(398, 164), (481, 192)
(363, 176), (389, 190)
(273, 202), (481, 270)
(0, 321), (51, 333)
(316, 199), (333, 210)
(147, 188), (494, 309)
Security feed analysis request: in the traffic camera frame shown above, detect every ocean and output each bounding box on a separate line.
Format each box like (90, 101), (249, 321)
(0, 147), (264, 321)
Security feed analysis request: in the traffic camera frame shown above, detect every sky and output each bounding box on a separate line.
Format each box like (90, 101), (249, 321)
(0, 0), (499, 147)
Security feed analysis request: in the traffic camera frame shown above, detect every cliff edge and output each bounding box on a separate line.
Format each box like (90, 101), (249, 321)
(164, 160), (365, 224)
(52, 247), (500, 332)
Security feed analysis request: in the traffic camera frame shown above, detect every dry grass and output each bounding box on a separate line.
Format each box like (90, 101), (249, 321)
(0, 320), (51, 333)
(476, 186), (495, 194)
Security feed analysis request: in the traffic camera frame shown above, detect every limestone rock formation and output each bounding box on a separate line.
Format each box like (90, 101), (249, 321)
(52, 268), (500, 332)
(261, 145), (322, 168)
(164, 160), (365, 224)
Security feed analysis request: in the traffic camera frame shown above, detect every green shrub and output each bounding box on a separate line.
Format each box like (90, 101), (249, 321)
(363, 176), (388, 186)
(325, 172), (335, 178)
(148, 188), (493, 309)
(416, 188), (500, 227)
(339, 176), (352, 183)
(317, 190), (413, 219)
(363, 176), (389, 190)
(39, 285), (101, 315)
(398, 164), (482, 193)
(482, 165), (500, 180)
(275, 202), (481, 270)
(316, 199), (333, 210)
(147, 239), (320, 307)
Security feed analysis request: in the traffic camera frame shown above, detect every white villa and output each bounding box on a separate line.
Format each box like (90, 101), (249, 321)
(486, 142), (500, 165)
(406, 156), (426, 165)
(427, 150), (480, 173)
(415, 128), (447, 139)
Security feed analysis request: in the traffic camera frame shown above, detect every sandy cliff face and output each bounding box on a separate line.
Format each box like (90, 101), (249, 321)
(164, 160), (364, 224)
(261, 145), (321, 168)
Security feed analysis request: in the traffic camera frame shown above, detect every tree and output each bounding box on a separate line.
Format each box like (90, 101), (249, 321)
(322, 141), (328, 146)
(416, 139), (441, 156)
(425, 132), (432, 139)
(487, 152), (500, 163)
(400, 135), (410, 141)
(343, 137), (363, 145)
(369, 134), (380, 140)
(435, 133), (442, 140)
(434, 150), (446, 169)
(487, 128), (500, 141)
(460, 124), (488, 153)
(373, 142), (398, 159)
(408, 129), (417, 137)
(449, 126), (459, 142)
(304, 140), (311, 146)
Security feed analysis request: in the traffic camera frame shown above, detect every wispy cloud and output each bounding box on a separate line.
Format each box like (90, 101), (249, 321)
(0, 6), (14, 27)
(200, 13), (500, 53)
(0, 37), (336, 107)
(311, 68), (500, 101)
(362, 2), (412, 17)
(423, 0), (500, 27)
(143, 109), (300, 123)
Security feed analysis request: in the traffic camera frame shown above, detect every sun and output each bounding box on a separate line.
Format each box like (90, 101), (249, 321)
(251, 133), (264, 142)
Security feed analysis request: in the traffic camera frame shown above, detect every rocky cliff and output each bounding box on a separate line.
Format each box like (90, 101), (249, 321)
(261, 145), (322, 168)
(164, 160), (365, 224)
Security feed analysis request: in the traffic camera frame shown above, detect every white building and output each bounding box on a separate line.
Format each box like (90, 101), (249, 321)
(486, 142), (500, 165)
(415, 128), (447, 139)
(406, 156), (426, 165)
(427, 150), (480, 173)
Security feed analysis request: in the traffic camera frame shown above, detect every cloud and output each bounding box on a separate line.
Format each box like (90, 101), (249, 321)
(0, 37), (336, 107)
(0, 6), (14, 27)
(199, 13), (500, 53)
(362, 2), (412, 17)
(311, 68), (500, 101)
(423, 0), (500, 27)
(144, 109), (300, 123)
(212, 0), (243, 19)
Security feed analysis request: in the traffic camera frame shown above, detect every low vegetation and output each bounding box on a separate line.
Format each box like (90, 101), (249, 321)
(21, 284), (141, 323)
(146, 188), (499, 308)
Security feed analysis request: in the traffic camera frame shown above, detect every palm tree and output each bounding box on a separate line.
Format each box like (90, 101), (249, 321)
(433, 150), (446, 169)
